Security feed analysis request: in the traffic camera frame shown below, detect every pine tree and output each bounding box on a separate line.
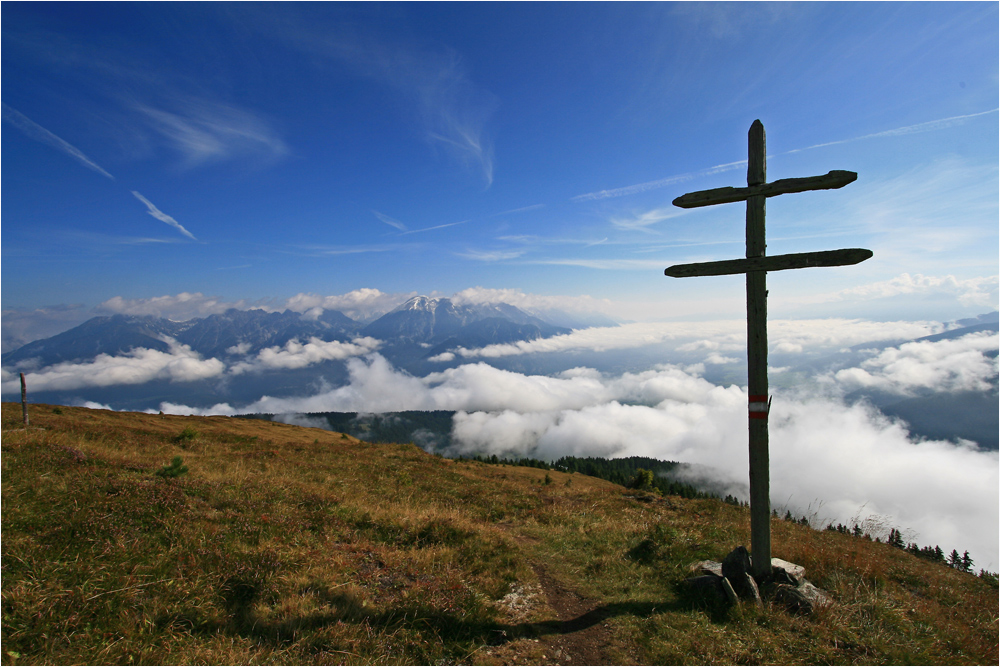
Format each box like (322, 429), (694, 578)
(629, 468), (656, 492)
(960, 551), (973, 573)
(888, 528), (905, 549)
(947, 549), (962, 569)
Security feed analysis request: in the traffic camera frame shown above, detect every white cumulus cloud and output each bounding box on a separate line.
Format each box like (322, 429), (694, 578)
(98, 292), (257, 320)
(282, 289), (415, 322)
(833, 332), (999, 395)
(230, 337), (381, 374)
(445, 319), (942, 360)
(1, 338), (224, 392)
(450, 287), (615, 316)
(825, 273), (999, 309)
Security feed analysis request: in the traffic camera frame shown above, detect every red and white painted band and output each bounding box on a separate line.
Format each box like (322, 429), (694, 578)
(749, 394), (769, 419)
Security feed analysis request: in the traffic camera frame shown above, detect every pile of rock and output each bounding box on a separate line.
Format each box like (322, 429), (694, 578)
(683, 546), (831, 614)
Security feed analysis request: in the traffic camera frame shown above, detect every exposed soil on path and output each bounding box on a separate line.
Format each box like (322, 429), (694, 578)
(489, 529), (620, 665)
(527, 561), (616, 665)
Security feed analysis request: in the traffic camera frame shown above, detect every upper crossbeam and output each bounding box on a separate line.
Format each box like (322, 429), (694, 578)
(672, 170), (857, 209)
(664, 247), (873, 278)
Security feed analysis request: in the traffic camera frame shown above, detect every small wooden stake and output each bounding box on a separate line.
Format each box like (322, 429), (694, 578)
(20, 372), (29, 427)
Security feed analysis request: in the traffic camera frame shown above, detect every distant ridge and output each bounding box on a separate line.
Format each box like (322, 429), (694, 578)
(2, 298), (570, 368)
(361, 296), (569, 343)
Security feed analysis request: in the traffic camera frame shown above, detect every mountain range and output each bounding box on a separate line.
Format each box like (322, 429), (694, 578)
(3, 296), (570, 370)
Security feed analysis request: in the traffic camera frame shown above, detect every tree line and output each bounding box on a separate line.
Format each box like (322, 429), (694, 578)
(460, 454), (715, 500)
(824, 522), (997, 583)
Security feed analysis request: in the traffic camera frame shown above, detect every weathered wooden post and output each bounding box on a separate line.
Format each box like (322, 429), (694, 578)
(666, 120), (872, 580)
(20, 372), (29, 427)
(745, 121), (770, 579)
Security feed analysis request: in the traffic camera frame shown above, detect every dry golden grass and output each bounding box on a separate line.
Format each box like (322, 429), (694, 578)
(2, 403), (996, 665)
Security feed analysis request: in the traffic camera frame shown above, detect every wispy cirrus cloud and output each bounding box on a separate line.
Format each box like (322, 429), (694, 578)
(292, 244), (402, 257)
(373, 210), (407, 231)
(387, 44), (497, 187)
(498, 235), (610, 247)
(131, 191), (197, 240)
(492, 204), (546, 216)
(2, 104), (116, 180)
(573, 110), (999, 203)
(134, 99), (288, 167)
(60, 230), (192, 248)
(456, 248), (526, 262)
(271, 17), (497, 186)
(374, 210), (469, 235)
(572, 160), (746, 202)
(401, 220), (469, 235)
(786, 109), (1000, 154)
(531, 258), (667, 271)
(610, 207), (686, 232)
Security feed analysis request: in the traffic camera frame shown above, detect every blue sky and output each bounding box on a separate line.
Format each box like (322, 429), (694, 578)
(2, 1), (997, 328)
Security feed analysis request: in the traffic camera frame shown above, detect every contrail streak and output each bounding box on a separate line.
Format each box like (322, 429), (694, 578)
(2, 104), (116, 180)
(131, 191), (197, 240)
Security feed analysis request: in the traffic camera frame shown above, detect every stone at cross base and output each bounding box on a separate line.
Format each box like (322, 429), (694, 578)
(684, 546), (832, 614)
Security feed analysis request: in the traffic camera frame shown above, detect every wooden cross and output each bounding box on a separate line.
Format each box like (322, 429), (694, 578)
(665, 120), (872, 580)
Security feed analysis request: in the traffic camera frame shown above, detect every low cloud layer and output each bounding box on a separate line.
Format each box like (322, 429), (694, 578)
(281, 289), (415, 322)
(98, 293), (259, 320)
(438, 318), (944, 361)
(834, 332), (999, 395)
(0, 338), (224, 392)
(812, 273), (1000, 310)
(4, 335), (381, 391)
(450, 287), (615, 317)
(1, 305), (91, 353)
(230, 337), (381, 374)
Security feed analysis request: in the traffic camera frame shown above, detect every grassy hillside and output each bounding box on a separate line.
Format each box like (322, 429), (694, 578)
(2, 403), (996, 665)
